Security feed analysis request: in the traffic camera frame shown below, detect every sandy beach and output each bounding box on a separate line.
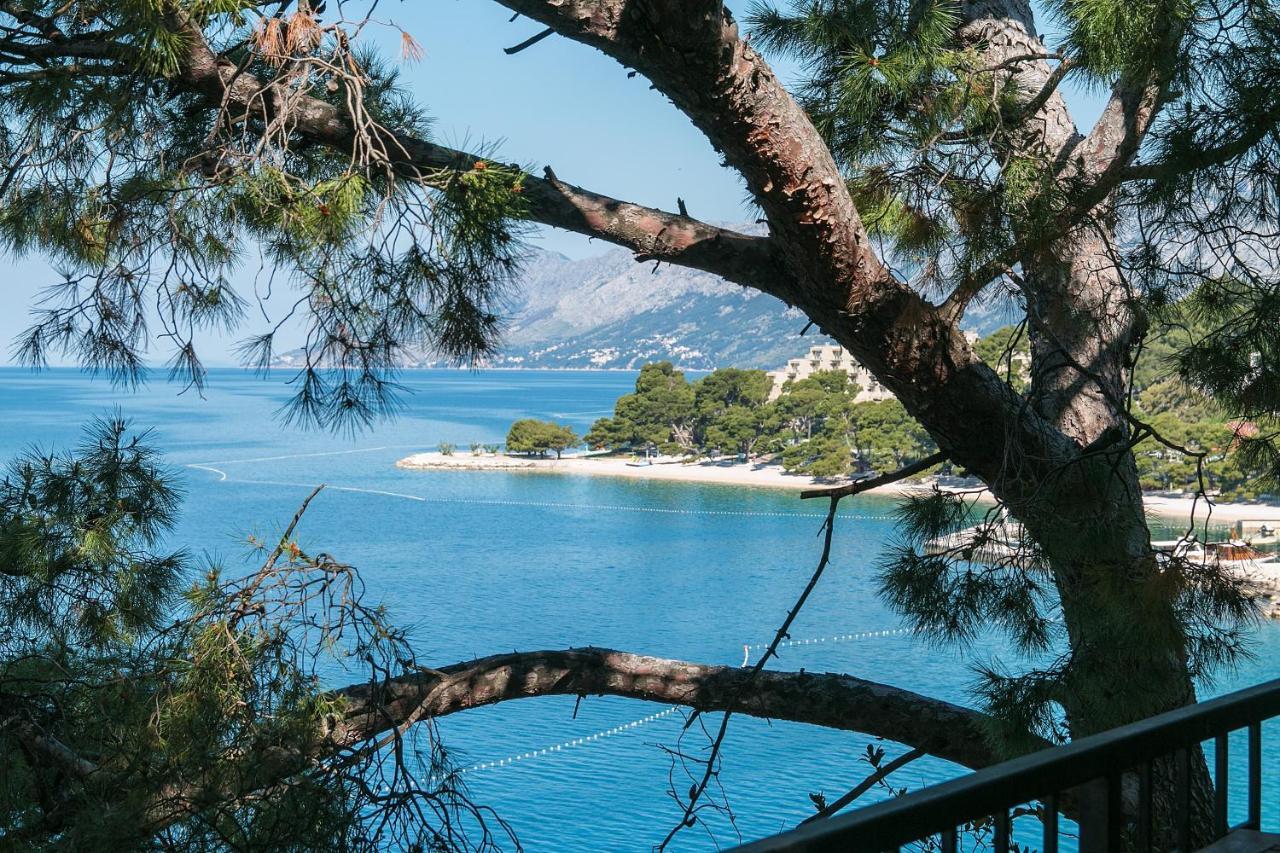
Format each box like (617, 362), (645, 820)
(395, 452), (1280, 524)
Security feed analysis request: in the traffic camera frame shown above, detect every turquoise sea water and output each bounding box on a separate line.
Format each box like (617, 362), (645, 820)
(0, 367), (1276, 851)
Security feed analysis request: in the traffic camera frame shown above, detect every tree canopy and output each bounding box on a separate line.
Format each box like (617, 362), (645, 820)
(585, 362), (942, 474)
(584, 362), (697, 453)
(505, 418), (579, 458)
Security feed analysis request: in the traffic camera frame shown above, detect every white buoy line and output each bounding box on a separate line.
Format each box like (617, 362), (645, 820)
(453, 706), (682, 777)
(741, 627), (913, 666)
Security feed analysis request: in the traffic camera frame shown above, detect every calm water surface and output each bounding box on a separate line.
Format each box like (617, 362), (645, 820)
(0, 368), (1276, 851)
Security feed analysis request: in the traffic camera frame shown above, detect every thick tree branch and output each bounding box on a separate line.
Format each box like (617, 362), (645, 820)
(334, 647), (1020, 772)
(160, 15), (789, 301)
(14, 648), (1036, 837)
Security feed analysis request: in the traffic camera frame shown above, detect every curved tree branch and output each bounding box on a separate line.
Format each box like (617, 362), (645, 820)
(13, 647), (1043, 838)
(334, 647), (1026, 772)
(159, 13), (790, 301)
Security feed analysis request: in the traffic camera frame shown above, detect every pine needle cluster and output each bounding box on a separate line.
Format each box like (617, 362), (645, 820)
(0, 420), (507, 850)
(0, 2), (530, 431)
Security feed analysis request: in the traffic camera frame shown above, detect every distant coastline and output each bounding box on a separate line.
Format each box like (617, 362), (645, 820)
(395, 452), (1280, 525)
(269, 363), (701, 373)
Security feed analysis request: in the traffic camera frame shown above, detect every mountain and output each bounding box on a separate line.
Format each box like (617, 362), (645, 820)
(274, 232), (1016, 371)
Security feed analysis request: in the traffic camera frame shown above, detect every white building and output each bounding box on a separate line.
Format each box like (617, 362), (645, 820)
(766, 334), (978, 402)
(766, 344), (894, 403)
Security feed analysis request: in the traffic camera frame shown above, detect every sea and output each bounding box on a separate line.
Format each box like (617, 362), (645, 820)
(0, 367), (1276, 851)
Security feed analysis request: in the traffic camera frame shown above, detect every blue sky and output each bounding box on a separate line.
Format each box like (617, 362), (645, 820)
(2, 1), (1105, 366)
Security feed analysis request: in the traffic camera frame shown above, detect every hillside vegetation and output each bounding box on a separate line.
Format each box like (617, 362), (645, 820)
(584, 362), (937, 477)
(585, 314), (1276, 499)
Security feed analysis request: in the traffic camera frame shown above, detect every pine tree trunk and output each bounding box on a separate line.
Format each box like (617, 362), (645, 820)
(1016, 233), (1216, 847)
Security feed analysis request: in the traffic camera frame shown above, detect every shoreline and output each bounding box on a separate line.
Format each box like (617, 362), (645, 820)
(395, 452), (1280, 525)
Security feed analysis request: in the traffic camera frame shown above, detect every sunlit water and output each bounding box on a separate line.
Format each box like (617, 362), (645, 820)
(0, 368), (1276, 851)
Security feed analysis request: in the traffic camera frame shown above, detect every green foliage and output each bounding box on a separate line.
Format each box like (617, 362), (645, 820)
(506, 419), (580, 458)
(0, 419), (504, 850)
(778, 387), (937, 477)
(0, 5), (531, 431)
(439, 442), (456, 456)
(1130, 289), (1279, 499)
(972, 325), (1030, 393)
(702, 405), (775, 456)
(584, 362), (696, 453)
(692, 367), (775, 453)
(1046, 0), (1192, 80)
(849, 399), (936, 468)
(0, 414), (184, 650)
(781, 433), (856, 477)
(587, 363), (940, 474)
(693, 368), (774, 417)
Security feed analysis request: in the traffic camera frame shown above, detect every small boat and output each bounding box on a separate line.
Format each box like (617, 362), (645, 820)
(1234, 520), (1280, 547)
(1151, 535), (1280, 575)
(926, 525), (1280, 582)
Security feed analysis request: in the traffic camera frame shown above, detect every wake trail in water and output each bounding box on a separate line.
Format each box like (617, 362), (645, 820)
(183, 451), (899, 521)
(185, 445), (422, 466)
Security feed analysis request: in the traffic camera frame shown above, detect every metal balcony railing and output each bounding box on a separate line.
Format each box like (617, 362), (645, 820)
(731, 678), (1280, 852)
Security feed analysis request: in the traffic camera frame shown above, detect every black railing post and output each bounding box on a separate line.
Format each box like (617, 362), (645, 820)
(1077, 777), (1116, 851)
(1248, 720), (1262, 830)
(1042, 794), (1059, 853)
(1177, 746), (1192, 852)
(1215, 733), (1229, 837)
(992, 809), (1010, 853)
(1106, 771), (1124, 849)
(1137, 760), (1153, 853)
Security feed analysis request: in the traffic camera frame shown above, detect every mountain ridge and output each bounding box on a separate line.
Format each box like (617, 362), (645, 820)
(274, 230), (1015, 371)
